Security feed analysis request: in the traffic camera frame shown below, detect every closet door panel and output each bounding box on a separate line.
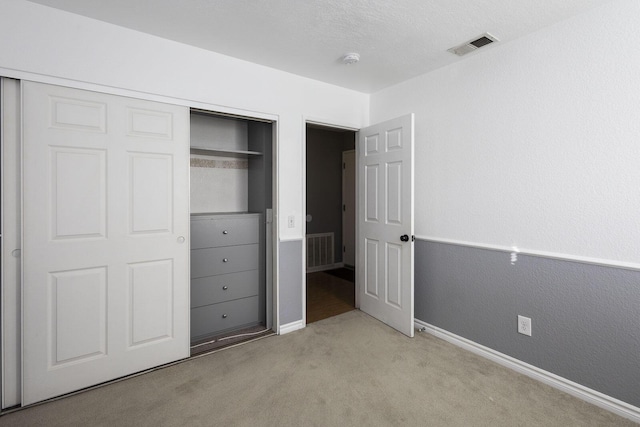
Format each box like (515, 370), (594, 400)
(22, 81), (190, 405)
(129, 153), (173, 235)
(128, 260), (174, 347)
(50, 267), (108, 365)
(51, 147), (107, 239)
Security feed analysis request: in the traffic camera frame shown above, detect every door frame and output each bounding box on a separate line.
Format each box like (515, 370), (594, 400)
(302, 117), (361, 325)
(0, 73), (281, 409)
(1, 77), (22, 409)
(342, 149), (356, 269)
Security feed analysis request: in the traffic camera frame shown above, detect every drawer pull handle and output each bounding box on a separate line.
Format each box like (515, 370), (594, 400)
(222, 314), (228, 319)
(222, 286), (228, 290)
(223, 258), (229, 263)
(223, 230), (228, 235)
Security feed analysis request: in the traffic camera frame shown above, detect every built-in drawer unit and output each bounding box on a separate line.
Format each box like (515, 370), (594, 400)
(191, 216), (259, 249)
(190, 213), (261, 342)
(191, 270), (259, 308)
(191, 296), (259, 340)
(191, 244), (258, 278)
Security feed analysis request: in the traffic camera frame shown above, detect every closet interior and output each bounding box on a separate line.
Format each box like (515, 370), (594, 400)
(189, 110), (274, 351)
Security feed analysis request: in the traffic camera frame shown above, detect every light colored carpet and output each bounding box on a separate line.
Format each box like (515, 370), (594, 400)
(1, 310), (635, 426)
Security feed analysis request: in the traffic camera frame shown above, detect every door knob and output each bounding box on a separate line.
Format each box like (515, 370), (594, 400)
(400, 234), (409, 242)
(223, 258), (229, 263)
(177, 236), (185, 244)
(222, 286), (228, 290)
(222, 314), (228, 319)
(222, 230), (228, 235)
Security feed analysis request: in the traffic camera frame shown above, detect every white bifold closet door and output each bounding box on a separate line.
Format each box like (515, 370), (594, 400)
(22, 82), (190, 405)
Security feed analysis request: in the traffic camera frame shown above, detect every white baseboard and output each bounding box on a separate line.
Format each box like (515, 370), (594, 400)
(414, 319), (640, 424)
(278, 320), (305, 335)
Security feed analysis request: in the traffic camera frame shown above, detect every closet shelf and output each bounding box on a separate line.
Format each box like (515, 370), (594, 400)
(190, 146), (263, 157)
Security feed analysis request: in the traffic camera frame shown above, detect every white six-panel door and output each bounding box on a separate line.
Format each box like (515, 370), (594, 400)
(357, 114), (414, 337)
(22, 82), (190, 404)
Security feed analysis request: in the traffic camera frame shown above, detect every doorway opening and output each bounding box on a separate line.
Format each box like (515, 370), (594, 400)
(305, 123), (357, 324)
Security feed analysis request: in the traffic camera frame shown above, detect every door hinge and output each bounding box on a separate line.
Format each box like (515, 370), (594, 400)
(412, 235), (415, 242)
(343, 245), (346, 252)
(343, 204), (346, 212)
(343, 162), (346, 169)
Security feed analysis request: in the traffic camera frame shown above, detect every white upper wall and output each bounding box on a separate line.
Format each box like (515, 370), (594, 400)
(5, 0), (639, 265)
(371, 0), (640, 266)
(0, 0), (369, 240)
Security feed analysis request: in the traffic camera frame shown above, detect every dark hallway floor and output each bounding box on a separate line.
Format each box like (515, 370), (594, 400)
(306, 269), (355, 324)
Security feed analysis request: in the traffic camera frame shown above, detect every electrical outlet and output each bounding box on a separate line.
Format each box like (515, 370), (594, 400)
(518, 315), (532, 336)
(287, 215), (295, 228)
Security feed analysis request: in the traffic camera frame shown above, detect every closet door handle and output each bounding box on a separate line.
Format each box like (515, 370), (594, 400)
(222, 286), (228, 291)
(223, 258), (229, 263)
(222, 230), (228, 235)
(222, 314), (228, 319)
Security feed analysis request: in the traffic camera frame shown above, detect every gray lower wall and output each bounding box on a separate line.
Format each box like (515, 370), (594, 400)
(415, 239), (640, 407)
(279, 239), (303, 325)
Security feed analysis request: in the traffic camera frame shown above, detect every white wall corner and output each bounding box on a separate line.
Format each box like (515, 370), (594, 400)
(414, 319), (640, 424)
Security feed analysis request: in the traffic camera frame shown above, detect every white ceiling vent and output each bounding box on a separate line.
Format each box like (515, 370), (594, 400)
(448, 33), (499, 56)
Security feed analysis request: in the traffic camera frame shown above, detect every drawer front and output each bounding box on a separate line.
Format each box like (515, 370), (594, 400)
(191, 296), (259, 339)
(191, 244), (258, 278)
(191, 216), (259, 249)
(191, 270), (259, 308)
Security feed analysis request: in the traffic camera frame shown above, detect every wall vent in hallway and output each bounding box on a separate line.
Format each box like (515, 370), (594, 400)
(306, 232), (335, 272)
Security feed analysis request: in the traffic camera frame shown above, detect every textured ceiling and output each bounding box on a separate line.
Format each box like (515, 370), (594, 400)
(27, 0), (609, 93)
